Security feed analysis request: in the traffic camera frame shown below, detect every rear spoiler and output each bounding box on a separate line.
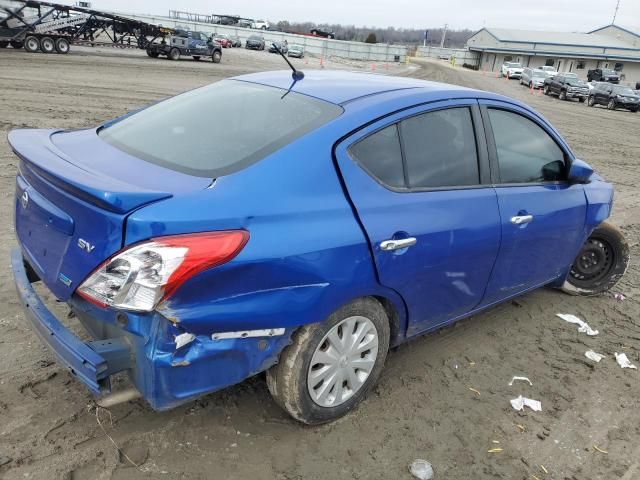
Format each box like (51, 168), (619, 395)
(8, 129), (171, 214)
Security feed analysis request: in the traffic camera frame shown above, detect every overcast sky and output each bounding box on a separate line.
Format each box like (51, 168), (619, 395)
(84, 0), (639, 32)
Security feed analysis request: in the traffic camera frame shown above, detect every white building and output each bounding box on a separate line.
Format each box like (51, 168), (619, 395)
(466, 24), (640, 86)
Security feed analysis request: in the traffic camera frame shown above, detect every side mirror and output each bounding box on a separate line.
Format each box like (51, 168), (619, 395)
(568, 159), (594, 184)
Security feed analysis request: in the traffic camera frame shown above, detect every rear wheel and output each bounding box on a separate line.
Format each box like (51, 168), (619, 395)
(561, 222), (629, 296)
(54, 37), (70, 54)
(146, 48), (159, 58)
(39, 36), (55, 53)
(212, 50), (221, 63)
(168, 47), (180, 60)
(24, 35), (39, 52)
(267, 298), (390, 424)
(607, 99), (616, 110)
(559, 90), (567, 100)
(588, 96), (595, 107)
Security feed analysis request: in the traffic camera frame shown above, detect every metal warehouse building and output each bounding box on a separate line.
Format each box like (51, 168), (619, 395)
(466, 24), (640, 85)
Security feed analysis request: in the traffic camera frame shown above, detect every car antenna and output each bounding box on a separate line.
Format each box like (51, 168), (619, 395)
(272, 42), (304, 81)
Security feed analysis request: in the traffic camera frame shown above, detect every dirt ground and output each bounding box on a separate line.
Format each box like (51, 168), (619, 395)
(0, 46), (638, 480)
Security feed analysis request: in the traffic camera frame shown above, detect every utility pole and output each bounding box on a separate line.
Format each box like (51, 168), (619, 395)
(612, 0), (621, 24)
(440, 23), (448, 48)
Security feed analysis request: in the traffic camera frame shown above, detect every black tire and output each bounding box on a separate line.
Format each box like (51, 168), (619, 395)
(168, 47), (180, 61)
(266, 298), (390, 425)
(559, 90), (567, 100)
(192, 55), (201, 61)
(212, 50), (221, 63)
(607, 99), (616, 110)
(588, 96), (595, 107)
(39, 36), (55, 54)
(10, 40), (23, 49)
(561, 222), (629, 296)
(146, 49), (159, 58)
(0, 40), (8, 48)
(54, 37), (70, 54)
(529, 81), (533, 88)
(543, 85), (550, 95)
(24, 35), (39, 53)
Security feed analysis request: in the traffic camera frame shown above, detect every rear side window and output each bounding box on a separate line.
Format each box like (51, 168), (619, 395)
(349, 125), (404, 188)
(488, 109), (566, 183)
(400, 108), (479, 188)
(99, 80), (342, 177)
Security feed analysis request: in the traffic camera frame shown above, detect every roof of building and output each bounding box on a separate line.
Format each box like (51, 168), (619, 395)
(588, 24), (640, 38)
(480, 27), (637, 49)
(233, 70), (474, 105)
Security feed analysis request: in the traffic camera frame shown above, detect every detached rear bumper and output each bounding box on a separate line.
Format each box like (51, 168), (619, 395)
(11, 248), (133, 395)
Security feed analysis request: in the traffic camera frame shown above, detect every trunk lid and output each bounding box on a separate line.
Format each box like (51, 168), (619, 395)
(10, 128), (212, 301)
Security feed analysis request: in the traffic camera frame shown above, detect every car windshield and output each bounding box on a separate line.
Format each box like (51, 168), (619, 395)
(566, 78), (585, 86)
(532, 70), (545, 77)
(602, 69), (617, 75)
(99, 80), (343, 177)
(506, 63), (521, 68)
(612, 86), (635, 95)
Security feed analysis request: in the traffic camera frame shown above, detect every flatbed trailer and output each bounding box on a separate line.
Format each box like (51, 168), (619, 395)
(0, 0), (173, 54)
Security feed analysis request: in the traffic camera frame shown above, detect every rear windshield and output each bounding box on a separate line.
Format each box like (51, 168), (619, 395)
(99, 80), (342, 177)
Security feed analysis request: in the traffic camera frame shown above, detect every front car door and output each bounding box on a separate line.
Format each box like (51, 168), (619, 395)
(335, 100), (501, 336)
(478, 101), (587, 306)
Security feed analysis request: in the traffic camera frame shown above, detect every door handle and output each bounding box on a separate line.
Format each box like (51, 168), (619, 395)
(380, 237), (417, 251)
(510, 214), (534, 225)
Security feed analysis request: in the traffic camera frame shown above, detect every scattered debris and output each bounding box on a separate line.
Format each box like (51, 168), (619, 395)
(540, 465), (548, 474)
(409, 459), (433, 480)
(468, 387), (481, 396)
(593, 445), (608, 454)
(0, 455), (11, 467)
(615, 353), (637, 370)
(510, 396), (542, 412)
(487, 448), (503, 453)
(585, 351), (606, 363)
(509, 376), (533, 386)
(531, 475), (541, 480)
(174, 332), (196, 350)
(516, 424), (526, 432)
(556, 313), (599, 336)
(613, 293), (626, 301)
(491, 440), (500, 444)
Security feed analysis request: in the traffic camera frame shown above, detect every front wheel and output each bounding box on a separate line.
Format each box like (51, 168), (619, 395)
(543, 85), (549, 95)
(608, 99), (616, 110)
(559, 90), (567, 100)
(561, 222), (629, 296)
(588, 96), (595, 107)
(212, 50), (221, 63)
(168, 47), (180, 61)
(267, 298), (390, 424)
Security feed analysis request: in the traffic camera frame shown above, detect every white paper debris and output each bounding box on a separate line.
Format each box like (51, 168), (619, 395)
(615, 352), (637, 369)
(175, 332), (196, 349)
(556, 313), (599, 336)
(509, 376), (533, 386)
(613, 293), (626, 301)
(409, 459), (433, 480)
(585, 351), (605, 363)
(510, 395), (542, 412)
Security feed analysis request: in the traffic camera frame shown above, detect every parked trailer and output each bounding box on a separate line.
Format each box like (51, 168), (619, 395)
(0, 0), (172, 54)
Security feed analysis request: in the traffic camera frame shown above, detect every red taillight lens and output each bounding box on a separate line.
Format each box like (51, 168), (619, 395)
(77, 230), (249, 312)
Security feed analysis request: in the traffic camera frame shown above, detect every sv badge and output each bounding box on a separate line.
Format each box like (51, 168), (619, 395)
(78, 238), (95, 253)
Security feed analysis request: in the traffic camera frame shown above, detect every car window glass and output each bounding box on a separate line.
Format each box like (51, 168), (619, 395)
(488, 109), (566, 184)
(349, 125), (404, 188)
(400, 107), (479, 188)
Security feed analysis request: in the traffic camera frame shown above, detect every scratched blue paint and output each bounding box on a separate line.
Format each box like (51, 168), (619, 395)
(10, 70), (614, 410)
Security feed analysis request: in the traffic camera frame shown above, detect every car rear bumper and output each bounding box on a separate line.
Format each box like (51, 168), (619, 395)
(11, 248), (133, 395)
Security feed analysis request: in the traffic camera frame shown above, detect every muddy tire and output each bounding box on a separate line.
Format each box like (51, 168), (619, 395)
(559, 90), (567, 100)
(608, 99), (616, 110)
(168, 47), (180, 61)
(212, 50), (221, 63)
(266, 298), (390, 425)
(561, 222), (629, 296)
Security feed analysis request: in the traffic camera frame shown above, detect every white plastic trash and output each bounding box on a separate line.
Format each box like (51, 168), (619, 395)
(615, 353), (637, 369)
(510, 395), (542, 412)
(585, 351), (605, 363)
(508, 376), (533, 386)
(409, 459), (434, 480)
(556, 313), (599, 336)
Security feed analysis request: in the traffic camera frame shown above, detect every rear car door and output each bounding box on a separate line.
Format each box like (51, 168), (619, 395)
(478, 101), (587, 306)
(335, 100), (501, 335)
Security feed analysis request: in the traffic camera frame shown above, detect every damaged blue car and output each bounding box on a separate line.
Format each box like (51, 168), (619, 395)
(11, 70), (628, 424)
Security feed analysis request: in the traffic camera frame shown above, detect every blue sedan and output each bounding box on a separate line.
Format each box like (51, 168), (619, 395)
(10, 70), (628, 424)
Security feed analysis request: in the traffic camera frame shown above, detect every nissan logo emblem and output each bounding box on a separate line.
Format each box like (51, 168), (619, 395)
(21, 191), (29, 209)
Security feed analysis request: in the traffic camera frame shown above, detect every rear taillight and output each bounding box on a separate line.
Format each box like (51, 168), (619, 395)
(77, 231), (249, 312)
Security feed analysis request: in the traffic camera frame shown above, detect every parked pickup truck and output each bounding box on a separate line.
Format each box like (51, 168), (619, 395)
(543, 73), (589, 102)
(146, 30), (222, 63)
(587, 68), (620, 84)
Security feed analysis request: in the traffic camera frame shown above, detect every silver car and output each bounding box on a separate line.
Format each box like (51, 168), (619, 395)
(520, 67), (547, 89)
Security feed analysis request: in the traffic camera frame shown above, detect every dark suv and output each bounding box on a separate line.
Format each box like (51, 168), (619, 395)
(543, 73), (589, 102)
(587, 68), (620, 84)
(588, 83), (640, 112)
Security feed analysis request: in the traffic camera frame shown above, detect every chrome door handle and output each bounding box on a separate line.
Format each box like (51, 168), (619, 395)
(380, 237), (417, 251)
(510, 214), (533, 225)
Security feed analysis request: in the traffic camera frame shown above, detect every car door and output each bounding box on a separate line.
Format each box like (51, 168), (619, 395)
(478, 101), (587, 306)
(596, 84), (610, 105)
(335, 100), (501, 335)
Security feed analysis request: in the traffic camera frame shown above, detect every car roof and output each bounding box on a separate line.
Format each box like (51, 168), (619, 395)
(232, 70), (480, 105)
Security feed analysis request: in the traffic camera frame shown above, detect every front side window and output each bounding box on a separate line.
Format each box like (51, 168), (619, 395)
(99, 80), (342, 177)
(400, 108), (479, 188)
(488, 109), (566, 184)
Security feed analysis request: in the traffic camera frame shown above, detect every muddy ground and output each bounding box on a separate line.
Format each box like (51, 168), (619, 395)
(0, 47), (638, 480)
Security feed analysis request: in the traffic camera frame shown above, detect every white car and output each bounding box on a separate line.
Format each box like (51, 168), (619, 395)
(537, 66), (558, 79)
(251, 20), (270, 30)
(501, 62), (523, 79)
